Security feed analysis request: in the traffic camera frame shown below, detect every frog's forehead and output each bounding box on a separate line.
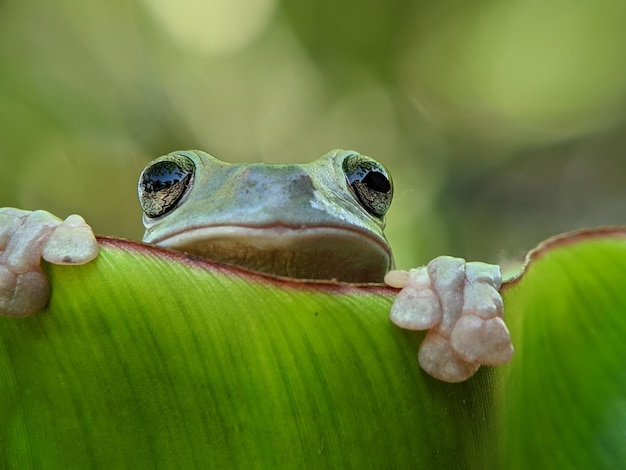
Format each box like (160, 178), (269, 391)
(143, 149), (386, 239)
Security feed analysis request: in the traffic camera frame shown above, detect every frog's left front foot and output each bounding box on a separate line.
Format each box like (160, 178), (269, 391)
(0, 208), (99, 317)
(385, 256), (513, 383)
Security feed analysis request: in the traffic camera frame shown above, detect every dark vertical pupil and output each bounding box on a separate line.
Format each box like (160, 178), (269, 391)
(362, 171), (391, 193)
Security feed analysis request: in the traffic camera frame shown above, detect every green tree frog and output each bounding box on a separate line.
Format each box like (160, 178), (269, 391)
(0, 150), (512, 382)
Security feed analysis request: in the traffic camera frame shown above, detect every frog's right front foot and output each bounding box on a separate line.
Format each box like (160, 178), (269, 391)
(385, 256), (513, 382)
(0, 208), (98, 317)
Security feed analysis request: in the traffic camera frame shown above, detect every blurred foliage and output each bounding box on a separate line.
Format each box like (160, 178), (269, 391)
(1, 0), (625, 269)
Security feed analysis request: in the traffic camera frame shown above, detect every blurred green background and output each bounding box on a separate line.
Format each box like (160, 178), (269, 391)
(1, 0), (625, 270)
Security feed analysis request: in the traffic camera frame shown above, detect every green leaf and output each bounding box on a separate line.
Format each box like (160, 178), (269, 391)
(1, 228), (625, 468)
(498, 228), (626, 469)
(0, 238), (490, 467)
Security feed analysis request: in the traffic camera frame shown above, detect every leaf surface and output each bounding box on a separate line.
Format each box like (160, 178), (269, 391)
(1, 229), (625, 468)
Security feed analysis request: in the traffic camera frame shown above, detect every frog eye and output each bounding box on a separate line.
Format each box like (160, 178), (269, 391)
(138, 155), (195, 218)
(342, 153), (393, 218)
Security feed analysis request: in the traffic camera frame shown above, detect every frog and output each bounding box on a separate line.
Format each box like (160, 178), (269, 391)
(0, 149), (512, 382)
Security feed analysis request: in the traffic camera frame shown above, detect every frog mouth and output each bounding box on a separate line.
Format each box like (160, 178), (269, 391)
(149, 224), (393, 283)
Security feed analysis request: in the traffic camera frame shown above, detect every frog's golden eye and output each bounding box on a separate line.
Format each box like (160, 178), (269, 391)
(342, 154), (393, 218)
(138, 155), (195, 218)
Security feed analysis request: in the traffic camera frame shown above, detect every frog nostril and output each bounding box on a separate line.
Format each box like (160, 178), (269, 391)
(290, 174), (315, 190)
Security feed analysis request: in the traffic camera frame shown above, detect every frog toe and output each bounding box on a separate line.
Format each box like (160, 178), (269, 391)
(418, 329), (480, 383)
(43, 214), (99, 264)
(389, 267), (442, 330)
(450, 314), (513, 365)
(0, 266), (50, 317)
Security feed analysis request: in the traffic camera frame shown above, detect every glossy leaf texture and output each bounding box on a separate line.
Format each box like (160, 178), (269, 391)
(1, 228), (625, 468)
(498, 228), (626, 469)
